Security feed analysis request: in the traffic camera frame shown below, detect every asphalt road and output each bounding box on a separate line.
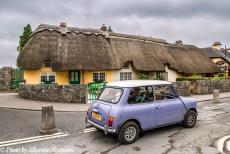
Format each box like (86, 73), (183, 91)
(0, 98), (230, 154)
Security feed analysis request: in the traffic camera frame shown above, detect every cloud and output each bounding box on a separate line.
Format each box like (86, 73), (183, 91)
(0, 0), (229, 66)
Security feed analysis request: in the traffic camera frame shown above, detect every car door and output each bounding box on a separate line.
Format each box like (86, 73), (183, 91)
(122, 86), (156, 129)
(154, 84), (186, 126)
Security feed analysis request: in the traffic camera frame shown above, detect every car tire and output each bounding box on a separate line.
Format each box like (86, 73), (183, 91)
(118, 121), (139, 144)
(183, 110), (197, 128)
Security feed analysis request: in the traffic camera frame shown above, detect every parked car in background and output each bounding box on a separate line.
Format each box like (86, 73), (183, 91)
(86, 80), (197, 144)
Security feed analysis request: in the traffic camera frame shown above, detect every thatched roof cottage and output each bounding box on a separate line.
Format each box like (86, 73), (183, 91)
(17, 23), (219, 84)
(201, 41), (230, 77)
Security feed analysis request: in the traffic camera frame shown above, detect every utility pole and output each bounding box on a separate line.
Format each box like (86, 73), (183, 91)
(225, 45), (227, 79)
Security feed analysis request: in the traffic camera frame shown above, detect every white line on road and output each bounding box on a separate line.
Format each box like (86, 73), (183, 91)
(0, 132), (70, 147)
(79, 127), (97, 134)
(0, 132), (64, 145)
(217, 135), (230, 153)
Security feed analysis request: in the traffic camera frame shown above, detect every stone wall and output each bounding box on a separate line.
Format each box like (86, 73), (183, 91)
(173, 81), (191, 96)
(18, 79), (230, 103)
(0, 67), (12, 90)
(19, 84), (87, 103)
(174, 79), (230, 96)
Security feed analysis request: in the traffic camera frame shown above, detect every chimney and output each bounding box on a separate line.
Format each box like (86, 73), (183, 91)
(59, 22), (68, 35)
(175, 40), (183, 45)
(100, 24), (107, 31)
(59, 22), (66, 28)
(212, 41), (222, 50)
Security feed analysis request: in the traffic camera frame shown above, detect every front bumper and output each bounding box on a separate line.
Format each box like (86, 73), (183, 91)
(86, 119), (116, 134)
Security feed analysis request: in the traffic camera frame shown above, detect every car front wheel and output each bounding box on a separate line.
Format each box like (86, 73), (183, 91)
(183, 110), (197, 128)
(118, 121), (139, 144)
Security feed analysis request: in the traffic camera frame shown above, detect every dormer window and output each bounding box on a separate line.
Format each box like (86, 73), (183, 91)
(44, 61), (51, 67)
(123, 63), (129, 69)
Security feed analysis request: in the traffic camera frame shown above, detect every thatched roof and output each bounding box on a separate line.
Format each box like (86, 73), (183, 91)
(201, 47), (230, 63)
(17, 24), (219, 74)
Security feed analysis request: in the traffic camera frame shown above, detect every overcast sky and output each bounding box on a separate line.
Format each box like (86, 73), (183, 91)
(0, 0), (230, 67)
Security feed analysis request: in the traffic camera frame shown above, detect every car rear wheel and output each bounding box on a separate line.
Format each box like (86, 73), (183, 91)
(118, 121), (139, 144)
(183, 110), (197, 128)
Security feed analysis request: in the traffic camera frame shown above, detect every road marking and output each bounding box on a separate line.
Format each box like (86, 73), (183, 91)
(217, 135), (230, 153)
(0, 132), (64, 145)
(79, 127), (97, 134)
(0, 132), (69, 147)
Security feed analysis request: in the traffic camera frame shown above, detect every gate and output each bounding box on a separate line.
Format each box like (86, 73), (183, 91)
(87, 81), (106, 103)
(11, 68), (23, 89)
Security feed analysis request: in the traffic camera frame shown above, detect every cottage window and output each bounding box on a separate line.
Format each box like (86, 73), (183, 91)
(44, 61), (51, 67)
(93, 72), (106, 82)
(120, 72), (132, 81)
(123, 63), (129, 69)
(40, 72), (56, 83)
(41, 73), (47, 83)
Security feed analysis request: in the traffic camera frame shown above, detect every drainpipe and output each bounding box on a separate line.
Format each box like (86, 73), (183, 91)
(82, 70), (85, 84)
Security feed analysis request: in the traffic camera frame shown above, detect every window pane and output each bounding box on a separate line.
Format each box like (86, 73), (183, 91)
(98, 88), (123, 104)
(49, 76), (55, 83)
(75, 72), (79, 81)
(120, 72), (132, 81)
(71, 72), (75, 81)
(44, 61), (51, 67)
(120, 73), (124, 81)
(99, 73), (105, 81)
(155, 85), (177, 101)
(128, 86), (154, 104)
(93, 73), (98, 82)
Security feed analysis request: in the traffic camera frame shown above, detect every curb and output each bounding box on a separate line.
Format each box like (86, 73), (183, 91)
(0, 107), (87, 112)
(197, 96), (230, 102)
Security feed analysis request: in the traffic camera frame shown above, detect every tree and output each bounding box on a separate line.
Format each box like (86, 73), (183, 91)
(17, 24), (32, 52)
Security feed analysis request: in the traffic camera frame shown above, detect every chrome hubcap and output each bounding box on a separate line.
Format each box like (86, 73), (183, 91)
(124, 126), (136, 141)
(188, 114), (196, 126)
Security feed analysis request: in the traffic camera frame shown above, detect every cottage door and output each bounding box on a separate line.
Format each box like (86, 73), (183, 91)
(70, 71), (80, 84)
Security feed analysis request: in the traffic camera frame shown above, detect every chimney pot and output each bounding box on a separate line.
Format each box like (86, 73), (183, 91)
(100, 24), (107, 31)
(212, 41), (222, 50)
(175, 40), (183, 45)
(60, 22), (66, 28)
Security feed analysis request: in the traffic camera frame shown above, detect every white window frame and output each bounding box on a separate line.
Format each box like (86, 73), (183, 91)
(93, 72), (106, 82)
(40, 72), (56, 83)
(43, 61), (51, 68)
(120, 72), (132, 81)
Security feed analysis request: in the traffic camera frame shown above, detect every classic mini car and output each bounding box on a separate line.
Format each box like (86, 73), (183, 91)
(86, 80), (197, 144)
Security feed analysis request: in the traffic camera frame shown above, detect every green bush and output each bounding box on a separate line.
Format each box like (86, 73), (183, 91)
(138, 73), (150, 80)
(176, 76), (230, 81)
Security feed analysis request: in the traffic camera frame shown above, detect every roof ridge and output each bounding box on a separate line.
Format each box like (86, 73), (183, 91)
(35, 24), (167, 44)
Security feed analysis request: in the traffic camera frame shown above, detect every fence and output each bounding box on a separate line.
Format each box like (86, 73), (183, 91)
(11, 68), (23, 89)
(87, 81), (106, 103)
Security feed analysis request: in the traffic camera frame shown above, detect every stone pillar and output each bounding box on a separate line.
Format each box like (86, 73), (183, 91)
(40, 105), (58, 135)
(213, 89), (220, 103)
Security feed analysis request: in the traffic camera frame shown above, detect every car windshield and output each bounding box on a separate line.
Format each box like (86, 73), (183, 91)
(98, 87), (123, 104)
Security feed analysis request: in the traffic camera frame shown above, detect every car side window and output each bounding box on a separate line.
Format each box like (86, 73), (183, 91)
(154, 85), (177, 101)
(128, 86), (154, 104)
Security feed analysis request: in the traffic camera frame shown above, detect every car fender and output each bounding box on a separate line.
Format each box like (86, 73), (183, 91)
(116, 117), (142, 134)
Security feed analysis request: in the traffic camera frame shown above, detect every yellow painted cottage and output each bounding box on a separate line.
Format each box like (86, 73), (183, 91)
(17, 23), (219, 85)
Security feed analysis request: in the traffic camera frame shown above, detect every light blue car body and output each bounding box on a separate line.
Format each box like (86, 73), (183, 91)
(86, 80), (197, 134)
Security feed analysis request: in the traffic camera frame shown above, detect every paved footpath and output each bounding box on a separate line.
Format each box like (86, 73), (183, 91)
(0, 92), (229, 112)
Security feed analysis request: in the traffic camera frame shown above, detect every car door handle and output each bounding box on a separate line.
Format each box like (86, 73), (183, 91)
(156, 105), (161, 109)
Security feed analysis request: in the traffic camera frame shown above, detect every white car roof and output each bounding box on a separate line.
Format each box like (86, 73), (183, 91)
(106, 80), (172, 88)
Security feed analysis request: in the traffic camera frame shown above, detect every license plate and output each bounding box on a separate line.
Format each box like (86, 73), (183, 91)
(92, 112), (102, 121)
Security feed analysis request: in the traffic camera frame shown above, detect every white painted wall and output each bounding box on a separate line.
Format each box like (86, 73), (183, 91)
(165, 65), (181, 82)
(112, 64), (138, 81)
